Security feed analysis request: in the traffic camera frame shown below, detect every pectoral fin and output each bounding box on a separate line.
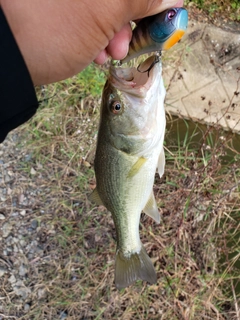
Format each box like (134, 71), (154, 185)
(89, 188), (104, 206)
(143, 192), (160, 224)
(158, 147), (165, 178)
(127, 157), (147, 178)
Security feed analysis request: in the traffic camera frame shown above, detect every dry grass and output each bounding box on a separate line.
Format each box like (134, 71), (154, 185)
(0, 61), (238, 319)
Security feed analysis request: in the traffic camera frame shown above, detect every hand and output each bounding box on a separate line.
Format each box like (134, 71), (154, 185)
(94, 0), (184, 65)
(0, 0), (184, 85)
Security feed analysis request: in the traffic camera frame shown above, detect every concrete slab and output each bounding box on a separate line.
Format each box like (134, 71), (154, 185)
(181, 21), (206, 46)
(202, 26), (240, 65)
(222, 109), (240, 132)
(164, 67), (189, 101)
(182, 80), (229, 129)
(163, 19), (240, 133)
(216, 56), (240, 100)
(178, 40), (219, 92)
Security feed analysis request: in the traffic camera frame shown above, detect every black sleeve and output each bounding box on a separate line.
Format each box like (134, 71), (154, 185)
(0, 7), (39, 143)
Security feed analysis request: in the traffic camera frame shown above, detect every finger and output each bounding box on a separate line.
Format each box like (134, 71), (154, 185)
(94, 50), (108, 65)
(106, 24), (132, 61)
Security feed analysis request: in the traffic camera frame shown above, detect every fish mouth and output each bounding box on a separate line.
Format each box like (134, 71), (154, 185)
(110, 55), (161, 90)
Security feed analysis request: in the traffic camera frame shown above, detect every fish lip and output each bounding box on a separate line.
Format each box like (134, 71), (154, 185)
(110, 55), (161, 91)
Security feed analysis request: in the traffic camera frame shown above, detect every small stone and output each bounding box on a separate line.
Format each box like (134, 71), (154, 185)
(6, 247), (13, 254)
(60, 311), (68, 320)
(20, 210), (26, 216)
(0, 213), (5, 220)
(2, 222), (13, 238)
(27, 253), (34, 260)
(13, 281), (31, 299)
(19, 264), (28, 277)
(11, 212), (19, 217)
(38, 288), (46, 299)
(0, 266), (7, 277)
(30, 167), (37, 175)
(12, 199), (17, 207)
(31, 220), (38, 229)
(18, 194), (25, 204)
(7, 170), (14, 176)
(4, 174), (11, 183)
(24, 303), (30, 312)
(20, 239), (26, 247)
(25, 154), (32, 162)
(8, 274), (16, 284)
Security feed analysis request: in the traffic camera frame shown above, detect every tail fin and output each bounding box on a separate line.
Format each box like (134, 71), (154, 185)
(115, 245), (157, 290)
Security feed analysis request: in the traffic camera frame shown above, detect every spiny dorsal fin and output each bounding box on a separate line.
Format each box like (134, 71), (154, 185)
(143, 191), (160, 224)
(89, 188), (104, 206)
(158, 147), (165, 178)
(127, 157), (147, 178)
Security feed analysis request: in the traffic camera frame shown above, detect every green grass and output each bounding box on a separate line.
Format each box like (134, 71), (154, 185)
(186, 0), (240, 21)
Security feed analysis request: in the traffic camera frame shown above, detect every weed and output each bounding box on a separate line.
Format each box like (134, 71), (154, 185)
(185, 0), (240, 21)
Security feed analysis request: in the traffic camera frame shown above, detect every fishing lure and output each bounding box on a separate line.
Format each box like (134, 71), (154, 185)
(121, 7), (188, 64)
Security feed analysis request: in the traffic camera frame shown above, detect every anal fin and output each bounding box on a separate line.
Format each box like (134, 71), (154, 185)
(89, 188), (104, 206)
(143, 191), (160, 224)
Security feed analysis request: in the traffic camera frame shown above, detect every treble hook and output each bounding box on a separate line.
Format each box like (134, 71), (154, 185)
(137, 52), (162, 76)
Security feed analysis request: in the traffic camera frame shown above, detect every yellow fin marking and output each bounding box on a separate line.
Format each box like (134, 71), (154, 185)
(127, 157), (147, 178)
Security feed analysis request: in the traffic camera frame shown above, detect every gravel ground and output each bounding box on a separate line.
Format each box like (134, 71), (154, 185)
(0, 131), (49, 317)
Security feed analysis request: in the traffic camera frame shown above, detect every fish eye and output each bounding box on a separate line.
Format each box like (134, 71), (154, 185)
(167, 9), (176, 20)
(110, 101), (122, 114)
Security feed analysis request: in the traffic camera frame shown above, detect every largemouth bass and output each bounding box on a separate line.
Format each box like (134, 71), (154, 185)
(90, 55), (166, 289)
(121, 7), (188, 64)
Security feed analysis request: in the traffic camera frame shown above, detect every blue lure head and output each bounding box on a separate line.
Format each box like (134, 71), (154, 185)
(149, 8), (188, 46)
